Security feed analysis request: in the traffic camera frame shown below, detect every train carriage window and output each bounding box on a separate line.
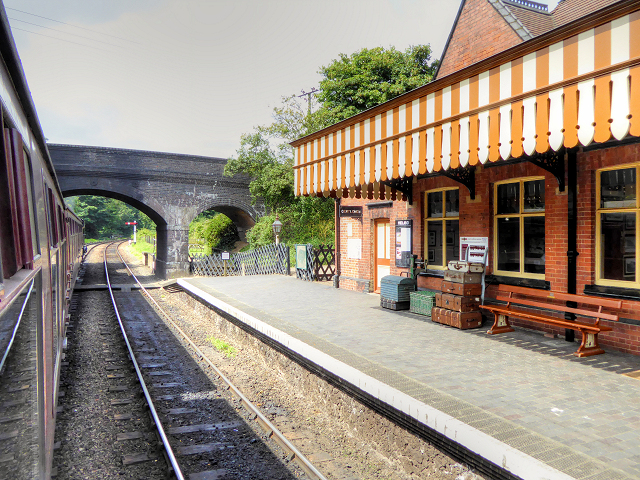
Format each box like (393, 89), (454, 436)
(23, 149), (39, 258)
(2, 128), (21, 274)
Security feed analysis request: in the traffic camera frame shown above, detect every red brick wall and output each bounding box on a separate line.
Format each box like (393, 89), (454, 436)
(335, 143), (640, 356)
(437, 0), (523, 79)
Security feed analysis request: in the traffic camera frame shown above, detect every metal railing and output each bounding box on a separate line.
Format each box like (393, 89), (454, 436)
(190, 244), (290, 277)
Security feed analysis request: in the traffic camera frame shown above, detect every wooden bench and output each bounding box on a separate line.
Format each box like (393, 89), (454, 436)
(482, 285), (621, 357)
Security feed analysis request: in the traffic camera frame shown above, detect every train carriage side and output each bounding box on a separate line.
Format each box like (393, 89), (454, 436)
(0, 7), (84, 479)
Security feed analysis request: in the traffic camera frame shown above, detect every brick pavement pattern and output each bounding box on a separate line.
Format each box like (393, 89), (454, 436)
(181, 275), (640, 480)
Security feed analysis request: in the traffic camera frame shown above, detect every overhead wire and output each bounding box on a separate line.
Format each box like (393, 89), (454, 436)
(10, 27), (108, 51)
(6, 7), (139, 44)
(9, 18), (125, 48)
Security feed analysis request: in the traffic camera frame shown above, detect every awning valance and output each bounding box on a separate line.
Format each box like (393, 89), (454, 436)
(292, 8), (640, 199)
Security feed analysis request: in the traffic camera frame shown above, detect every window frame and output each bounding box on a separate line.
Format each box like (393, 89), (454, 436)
(493, 176), (545, 279)
(595, 163), (639, 288)
(424, 187), (459, 270)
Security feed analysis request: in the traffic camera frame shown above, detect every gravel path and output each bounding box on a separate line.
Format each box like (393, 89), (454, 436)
(117, 245), (485, 480)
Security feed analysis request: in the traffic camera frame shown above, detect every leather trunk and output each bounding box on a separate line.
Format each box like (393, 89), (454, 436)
(441, 281), (482, 296)
(449, 311), (482, 329)
(444, 270), (483, 284)
(441, 293), (481, 312)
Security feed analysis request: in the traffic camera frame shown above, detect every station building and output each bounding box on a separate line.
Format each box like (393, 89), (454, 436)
(291, 0), (640, 356)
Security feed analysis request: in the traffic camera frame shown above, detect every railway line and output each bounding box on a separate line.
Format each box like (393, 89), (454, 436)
(54, 242), (328, 479)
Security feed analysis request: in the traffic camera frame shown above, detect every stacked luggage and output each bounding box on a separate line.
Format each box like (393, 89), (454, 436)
(432, 261), (484, 329)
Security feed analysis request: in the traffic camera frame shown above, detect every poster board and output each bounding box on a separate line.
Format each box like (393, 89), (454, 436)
(460, 237), (489, 264)
(395, 219), (412, 268)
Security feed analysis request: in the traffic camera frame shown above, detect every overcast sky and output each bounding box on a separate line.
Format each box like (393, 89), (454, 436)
(7, 0), (559, 159)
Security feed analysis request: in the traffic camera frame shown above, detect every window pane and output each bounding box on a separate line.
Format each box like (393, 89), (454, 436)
(497, 183), (519, 214)
(427, 192), (443, 218)
(524, 217), (545, 274)
(427, 221), (443, 266)
(445, 190), (459, 217)
(446, 220), (459, 263)
(601, 212), (635, 281)
(497, 217), (520, 271)
(523, 179), (545, 212)
(601, 168), (636, 208)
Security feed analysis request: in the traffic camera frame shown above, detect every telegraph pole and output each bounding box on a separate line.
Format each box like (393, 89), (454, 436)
(298, 87), (318, 115)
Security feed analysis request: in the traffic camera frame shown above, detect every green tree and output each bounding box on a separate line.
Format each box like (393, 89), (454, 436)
(226, 43), (438, 249)
(316, 45), (438, 124)
(70, 195), (155, 240)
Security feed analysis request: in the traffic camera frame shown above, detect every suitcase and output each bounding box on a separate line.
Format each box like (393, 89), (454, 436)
(447, 261), (484, 273)
(441, 281), (482, 296)
(435, 292), (442, 308)
(449, 311), (482, 329)
(444, 270), (483, 284)
(441, 293), (481, 312)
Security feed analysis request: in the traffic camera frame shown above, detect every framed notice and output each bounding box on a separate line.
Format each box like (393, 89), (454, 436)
(221, 251), (230, 260)
(460, 237), (489, 264)
(395, 219), (412, 268)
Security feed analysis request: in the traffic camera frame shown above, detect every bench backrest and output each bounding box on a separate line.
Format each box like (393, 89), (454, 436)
(494, 284), (621, 323)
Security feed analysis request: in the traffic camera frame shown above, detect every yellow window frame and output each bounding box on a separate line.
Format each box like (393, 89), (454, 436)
(424, 187), (459, 270)
(493, 176), (545, 279)
(595, 163), (639, 288)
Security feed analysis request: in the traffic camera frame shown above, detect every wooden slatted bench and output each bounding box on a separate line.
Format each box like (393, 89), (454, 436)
(482, 285), (621, 357)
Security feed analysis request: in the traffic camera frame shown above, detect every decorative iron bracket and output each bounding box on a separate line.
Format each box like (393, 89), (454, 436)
(440, 166), (476, 200)
(525, 148), (565, 191)
(381, 176), (413, 205)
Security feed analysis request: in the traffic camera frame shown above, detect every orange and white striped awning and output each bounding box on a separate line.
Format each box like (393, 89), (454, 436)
(292, 6), (640, 199)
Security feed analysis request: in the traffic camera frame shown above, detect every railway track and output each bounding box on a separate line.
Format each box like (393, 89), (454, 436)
(54, 242), (327, 479)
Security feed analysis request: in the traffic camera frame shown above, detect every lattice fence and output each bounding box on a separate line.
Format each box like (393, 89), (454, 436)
(190, 244), (289, 277)
(295, 244), (336, 282)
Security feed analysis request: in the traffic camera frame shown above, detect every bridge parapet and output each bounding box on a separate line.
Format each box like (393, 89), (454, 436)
(49, 144), (263, 278)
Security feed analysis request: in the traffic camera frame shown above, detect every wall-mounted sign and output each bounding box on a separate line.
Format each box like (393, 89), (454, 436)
(460, 237), (489, 264)
(347, 238), (362, 259)
(395, 219), (413, 268)
(340, 206), (363, 218)
(296, 245), (308, 269)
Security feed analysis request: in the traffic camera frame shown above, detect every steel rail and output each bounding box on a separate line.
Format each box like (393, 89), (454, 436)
(0, 279), (34, 374)
(116, 243), (328, 480)
(103, 242), (185, 480)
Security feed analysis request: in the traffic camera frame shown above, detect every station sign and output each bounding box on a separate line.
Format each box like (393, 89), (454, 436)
(125, 222), (137, 225)
(339, 206), (362, 218)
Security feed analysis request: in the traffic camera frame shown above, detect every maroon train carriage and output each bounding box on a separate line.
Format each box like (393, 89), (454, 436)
(0, 6), (84, 479)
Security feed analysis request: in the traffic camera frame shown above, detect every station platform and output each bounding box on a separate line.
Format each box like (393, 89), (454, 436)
(177, 275), (640, 480)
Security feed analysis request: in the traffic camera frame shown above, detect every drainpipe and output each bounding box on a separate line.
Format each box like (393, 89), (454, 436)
(565, 148), (579, 342)
(334, 197), (341, 288)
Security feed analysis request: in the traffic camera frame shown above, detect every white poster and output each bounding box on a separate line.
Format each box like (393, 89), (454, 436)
(347, 238), (362, 259)
(460, 237), (489, 264)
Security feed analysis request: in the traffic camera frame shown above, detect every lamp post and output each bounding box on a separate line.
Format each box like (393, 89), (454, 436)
(272, 215), (283, 245)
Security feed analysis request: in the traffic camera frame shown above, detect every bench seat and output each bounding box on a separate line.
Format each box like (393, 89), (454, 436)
(481, 285), (620, 357)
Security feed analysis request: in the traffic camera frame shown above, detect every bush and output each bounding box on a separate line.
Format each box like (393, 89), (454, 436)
(203, 214), (239, 252)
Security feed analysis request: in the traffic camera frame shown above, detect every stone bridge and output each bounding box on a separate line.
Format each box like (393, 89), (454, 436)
(49, 144), (263, 278)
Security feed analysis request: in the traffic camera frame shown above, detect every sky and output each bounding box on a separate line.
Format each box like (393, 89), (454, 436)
(7, 0), (560, 159)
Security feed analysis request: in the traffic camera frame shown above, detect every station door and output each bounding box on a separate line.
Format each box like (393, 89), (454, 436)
(374, 219), (391, 292)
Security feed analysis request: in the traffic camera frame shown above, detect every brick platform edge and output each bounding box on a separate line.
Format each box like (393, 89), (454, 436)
(177, 279), (576, 480)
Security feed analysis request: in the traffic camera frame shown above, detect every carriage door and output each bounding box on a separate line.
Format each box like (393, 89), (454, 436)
(374, 219), (391, 292)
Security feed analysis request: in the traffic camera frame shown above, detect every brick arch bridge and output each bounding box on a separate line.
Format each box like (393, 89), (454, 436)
(49, 144), (263, 278)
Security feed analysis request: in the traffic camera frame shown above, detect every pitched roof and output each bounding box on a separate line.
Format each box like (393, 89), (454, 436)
(436, 0), (625, 80)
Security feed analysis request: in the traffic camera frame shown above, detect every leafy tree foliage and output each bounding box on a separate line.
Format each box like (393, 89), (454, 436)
(226, 43), (438, 250)
(70, 195), (155, 240)
(202, 214), (239, 252)
(316, 45), (438, 123)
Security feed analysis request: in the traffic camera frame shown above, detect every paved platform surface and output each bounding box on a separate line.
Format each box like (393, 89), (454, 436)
(179, 275), (640, 480)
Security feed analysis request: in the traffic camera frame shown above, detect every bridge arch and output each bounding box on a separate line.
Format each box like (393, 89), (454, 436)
(50, 143), (262, 278)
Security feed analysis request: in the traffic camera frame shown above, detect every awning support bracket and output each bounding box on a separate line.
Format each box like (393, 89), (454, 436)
(440, 166), (475, 200)
(381, 177), (413, 205)
(525, 149), (565, 192)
